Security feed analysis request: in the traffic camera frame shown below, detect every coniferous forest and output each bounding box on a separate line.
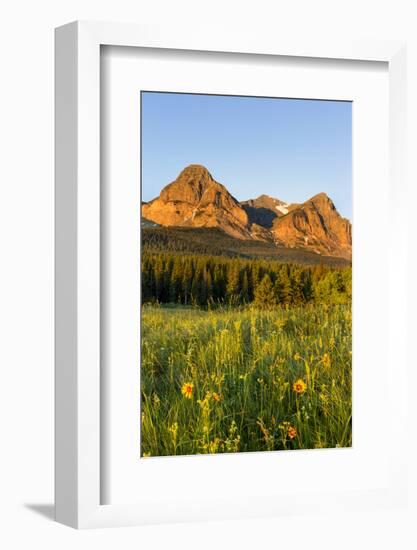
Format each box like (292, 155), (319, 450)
(142, 251), (351, 307)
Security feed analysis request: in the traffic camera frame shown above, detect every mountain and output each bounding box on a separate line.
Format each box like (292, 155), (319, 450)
(271, 193), (352, 259)
(241, 195), (293, 228)
(142, 165), (352, 260)
(142, 164), (251, 240)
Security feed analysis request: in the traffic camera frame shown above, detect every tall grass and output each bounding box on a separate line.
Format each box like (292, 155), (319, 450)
(141, 303), (351, 456)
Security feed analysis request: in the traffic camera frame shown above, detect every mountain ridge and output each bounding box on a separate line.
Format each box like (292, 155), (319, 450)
(142, 164), (352, 260)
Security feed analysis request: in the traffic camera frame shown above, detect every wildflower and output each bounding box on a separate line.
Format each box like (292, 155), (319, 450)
(181, 382), (194, 399)
(322, 353), (331, 369)
(212, 392), (221, 402)
(279, 421), (291, 429)
(293, 378), (307, 394)
(287, 426), (297, 439)
(294, 352), (301, 361)
(197, 393), (211, 412)
(319, 392), (328, 403)
(225, 420), (241, 452)
(208, 438), (222, 453)
(168, 422), (178, 438)
(210, 373), (225, 385)
(278, 421), (297, 440)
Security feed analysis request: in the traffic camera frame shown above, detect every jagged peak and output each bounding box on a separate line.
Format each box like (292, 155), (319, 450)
(308, 192), (332, 203)
(177, 164), (213, 180)
(156, 164), (244, 215)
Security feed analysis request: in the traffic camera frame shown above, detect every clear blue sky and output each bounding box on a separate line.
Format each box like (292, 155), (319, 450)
(141, 92), (352, 220)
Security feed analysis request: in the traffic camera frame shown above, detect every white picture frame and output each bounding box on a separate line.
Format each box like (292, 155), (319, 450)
(55, 21), (407, 529)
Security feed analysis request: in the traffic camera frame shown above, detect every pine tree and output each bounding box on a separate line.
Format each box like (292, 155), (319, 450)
(226, 263), (240, 303)
(205, 269), (213, 303)
(212, 264), (223, 301)
(290, 269), (303, 305)
(276, 270), (292, 304)
(199, 266), (208, 305)
(301, 268), (313, 302)
(254, 274), (277, 309)
(241, 270), (249, 303)
(170, 258), (183, 303)
(153, 257), (164, 302)
(182, 261), (193, 305)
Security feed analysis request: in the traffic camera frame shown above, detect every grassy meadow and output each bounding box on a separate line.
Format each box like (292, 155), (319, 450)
(141, 303), (352, 456)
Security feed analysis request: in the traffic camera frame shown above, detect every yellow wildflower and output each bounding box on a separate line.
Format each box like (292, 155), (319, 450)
(168, 422), (178, 438)
(322, 353), (331, 369)
(181, 382), (194, 399)
(293, 378), (307, 394)
(208, 438), (222, 453)
(279, 421), (291, 429)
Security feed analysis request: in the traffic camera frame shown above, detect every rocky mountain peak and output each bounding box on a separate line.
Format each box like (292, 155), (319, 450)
(242, 193), (291, 228)
(142, 165), (352, 260)
(178, 164), (213, 179)
(159, 164), (217, 204)
(306, 192), (334, 209)
(142, 165), (251, 240)
(271, 191), (351, 258)
(256, 194), (274, 202)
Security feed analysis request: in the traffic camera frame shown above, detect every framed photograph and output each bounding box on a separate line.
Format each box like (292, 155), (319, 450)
(139, 92), (353, 459)
(55, 21), (408, 528)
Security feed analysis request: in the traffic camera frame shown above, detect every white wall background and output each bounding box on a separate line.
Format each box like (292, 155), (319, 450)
(0, 1), (416, 548)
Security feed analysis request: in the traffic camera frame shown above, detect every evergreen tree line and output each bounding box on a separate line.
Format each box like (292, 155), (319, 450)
(142, 252), (352, 307)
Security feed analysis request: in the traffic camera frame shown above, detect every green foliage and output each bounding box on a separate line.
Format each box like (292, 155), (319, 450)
(254, 274), (277, 308)
(141, 303), (352, 456)
(142, 251), (351, 307)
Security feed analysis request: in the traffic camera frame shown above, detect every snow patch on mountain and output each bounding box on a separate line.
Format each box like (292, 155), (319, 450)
(276, 203), (289, 215)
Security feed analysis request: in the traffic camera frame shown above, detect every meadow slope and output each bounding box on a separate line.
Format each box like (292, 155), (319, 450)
(141, 303), (352, 456)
